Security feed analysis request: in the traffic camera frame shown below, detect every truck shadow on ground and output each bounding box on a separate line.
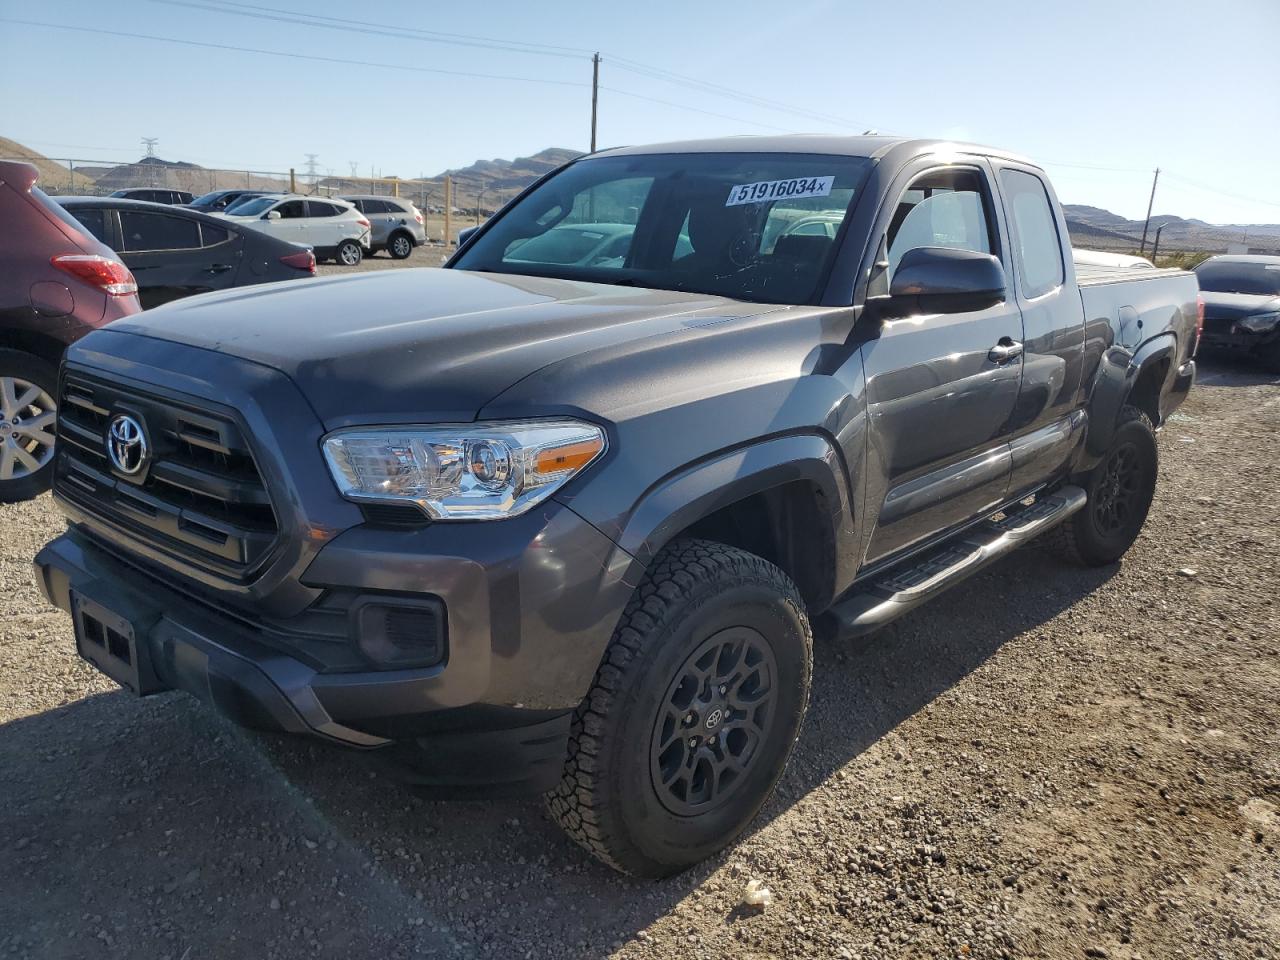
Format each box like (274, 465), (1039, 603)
(1, 547), (1113, 959)
(1192, 354), (1280, 388)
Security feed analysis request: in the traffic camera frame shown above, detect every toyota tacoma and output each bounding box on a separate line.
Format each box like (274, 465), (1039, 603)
(35, 136), (1200, 876)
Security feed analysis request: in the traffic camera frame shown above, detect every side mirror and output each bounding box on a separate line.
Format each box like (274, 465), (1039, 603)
(265, 210), (282, 221)
(456, 225), (478, 247)
(886, 246), (1006, 315)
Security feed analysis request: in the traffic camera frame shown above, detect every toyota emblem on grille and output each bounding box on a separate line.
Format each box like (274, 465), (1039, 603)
(107, 413), (148, 475)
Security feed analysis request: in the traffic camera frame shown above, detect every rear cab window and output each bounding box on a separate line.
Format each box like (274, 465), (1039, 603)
(999, 169), (1065, 299)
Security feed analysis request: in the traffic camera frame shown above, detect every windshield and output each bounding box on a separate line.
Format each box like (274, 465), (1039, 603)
(227, 196), (276, 217)
(452, 152), (874, 304)
(190, 190), (227, 206)
(1194, 259), (1280, 296)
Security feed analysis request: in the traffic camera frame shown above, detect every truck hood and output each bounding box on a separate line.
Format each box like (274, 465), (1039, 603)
(1199, 290), (1280, 320)
(108, 268), (764, 427)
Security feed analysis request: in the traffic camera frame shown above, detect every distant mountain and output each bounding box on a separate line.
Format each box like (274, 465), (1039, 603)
(317, 148), (584, 211)
(1063, 203), (1280, 254)
(4, 136), (1277, 249)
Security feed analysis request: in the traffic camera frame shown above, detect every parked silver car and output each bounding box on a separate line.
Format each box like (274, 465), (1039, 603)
(339, 195), (427, 259)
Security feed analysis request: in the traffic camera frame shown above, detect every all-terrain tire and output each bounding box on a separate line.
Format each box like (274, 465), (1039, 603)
(546, 539), (813, 877)
(1047, 405), (1157, 566)
(0, 350), (59, 503)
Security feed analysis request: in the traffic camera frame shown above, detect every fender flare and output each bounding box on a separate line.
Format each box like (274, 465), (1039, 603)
(1083, 332), (1177, 462)
(607, 433), (855, 596)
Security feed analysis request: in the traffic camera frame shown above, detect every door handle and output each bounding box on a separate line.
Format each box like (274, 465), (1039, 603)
(206, 264), (234, 274)
(988, 338), (1024, 363)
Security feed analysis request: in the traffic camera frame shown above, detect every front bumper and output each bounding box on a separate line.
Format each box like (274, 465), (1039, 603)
(1199, 318), (1280, 353)
(35, 499), (637, 789)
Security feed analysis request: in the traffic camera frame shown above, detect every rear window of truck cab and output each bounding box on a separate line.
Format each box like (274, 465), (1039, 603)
(452, 152), (874, 305)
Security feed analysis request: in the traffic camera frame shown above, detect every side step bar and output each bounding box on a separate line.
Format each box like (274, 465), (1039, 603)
(827, 485), (1087, 639)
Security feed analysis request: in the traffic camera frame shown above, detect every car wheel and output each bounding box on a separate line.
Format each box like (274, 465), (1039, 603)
(546, 539), (812, 877)
(1048, 405), (1158, 566)
(0, 350), (59, 503)
(337, 240), (362, 266)
(389, 232), (414, 260)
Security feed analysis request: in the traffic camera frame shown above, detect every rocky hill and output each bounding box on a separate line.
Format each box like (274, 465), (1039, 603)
(1064, 204), (1280, 254)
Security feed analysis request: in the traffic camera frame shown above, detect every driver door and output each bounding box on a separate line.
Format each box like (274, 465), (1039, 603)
(860, 161), (1025, 565)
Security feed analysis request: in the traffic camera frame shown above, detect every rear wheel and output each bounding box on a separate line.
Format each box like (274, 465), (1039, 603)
(388, 232), (414, 259)
(546, 539), (812, 877)
(1049, 405), (1157, 566)
(0, 350), (58, 503)
(336, 239), (362, 266)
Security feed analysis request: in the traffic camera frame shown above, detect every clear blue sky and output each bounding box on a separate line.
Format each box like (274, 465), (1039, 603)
(2, 0), (1277, 224)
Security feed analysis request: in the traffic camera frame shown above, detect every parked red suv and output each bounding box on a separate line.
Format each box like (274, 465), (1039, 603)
(0, 161), (142, 501)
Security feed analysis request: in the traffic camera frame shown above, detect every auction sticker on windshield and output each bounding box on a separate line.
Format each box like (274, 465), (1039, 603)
(725, 176), (835, 207)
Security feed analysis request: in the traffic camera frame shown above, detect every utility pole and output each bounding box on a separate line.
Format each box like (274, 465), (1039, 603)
(1138, 167), (1160, 256)
(1151, 223), (1168, 263)
(590, 52), (600, 153)
(142, 138), (159, 187)
(304, 153), (320, 194)
(476, 184), (486, 226)
(444, 175), (452, 247)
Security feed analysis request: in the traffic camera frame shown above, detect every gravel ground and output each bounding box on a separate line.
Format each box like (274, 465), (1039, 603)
(2, 357), (1277, 960)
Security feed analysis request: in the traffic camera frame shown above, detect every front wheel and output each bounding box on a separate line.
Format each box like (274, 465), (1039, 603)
(336, 239), (362, 266)
(0, 350), (59, 503)
(546, 539), (812, 877)
(1049, 405), (1158, 566)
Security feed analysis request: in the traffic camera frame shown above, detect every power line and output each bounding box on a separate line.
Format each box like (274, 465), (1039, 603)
(600, 87), (794, 133)
(146, 0), (872, 131)
(606, 56), (869, 131)
(149, 0), (592, 59)
(1160, 171), (1280, 211)
(0, 18), (588, 89)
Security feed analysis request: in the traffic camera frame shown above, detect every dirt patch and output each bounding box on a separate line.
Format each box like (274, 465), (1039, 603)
(2, 358), (1277, 959)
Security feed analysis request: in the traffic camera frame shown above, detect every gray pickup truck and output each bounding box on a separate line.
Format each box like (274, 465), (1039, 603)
(35, 136), (1199, 876)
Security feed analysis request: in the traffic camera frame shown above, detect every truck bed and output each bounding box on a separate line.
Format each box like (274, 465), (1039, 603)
(1074, 263), (1188, 286)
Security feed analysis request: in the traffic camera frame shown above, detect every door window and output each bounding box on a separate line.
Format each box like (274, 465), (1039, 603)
(276, 200), (306, 219)
(886, 168), (994, 277)
(119, 211), (202, 251)
(71, 208), (109, 244)
(1000, 169), (1064, 299)
(201, 222), (231, 247)
(306, 200), (340, 217)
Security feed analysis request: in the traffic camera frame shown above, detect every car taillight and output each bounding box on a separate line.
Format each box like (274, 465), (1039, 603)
(1194, 293), (1205, 356)
(280, 250), (316, 274)
(50, 254), (138, 296)
(356, 216), (370, 229)
(413, 207), (424, 224)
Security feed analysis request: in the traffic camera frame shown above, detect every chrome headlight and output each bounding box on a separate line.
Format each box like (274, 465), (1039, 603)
(323, 419), (606, 520)
(1237, 312), (1280, 334)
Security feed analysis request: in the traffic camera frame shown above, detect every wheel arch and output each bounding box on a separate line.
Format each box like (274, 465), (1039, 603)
(609, 433), (855, 613)
(1081, 333), (1176, 467)
(0, 329), (68, 371)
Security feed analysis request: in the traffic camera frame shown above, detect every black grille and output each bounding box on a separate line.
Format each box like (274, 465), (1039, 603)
(54, 373), (278, 576)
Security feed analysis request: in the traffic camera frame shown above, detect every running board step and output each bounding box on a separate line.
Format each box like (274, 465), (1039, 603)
(828, 485), (1087, 639)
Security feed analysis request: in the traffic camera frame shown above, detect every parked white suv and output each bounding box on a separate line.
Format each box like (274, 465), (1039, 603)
(222, 195), (371, 265)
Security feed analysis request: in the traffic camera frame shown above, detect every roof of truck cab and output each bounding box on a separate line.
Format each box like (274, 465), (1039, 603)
(592, 135), (1038, 167)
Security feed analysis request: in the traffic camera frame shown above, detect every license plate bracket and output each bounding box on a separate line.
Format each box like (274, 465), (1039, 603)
(72, 590), (164, 696)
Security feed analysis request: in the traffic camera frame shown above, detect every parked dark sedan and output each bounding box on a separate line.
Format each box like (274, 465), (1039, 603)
(0, 161), (142, 502)
(1193, 255), (1280, 370)
(57, 197), (316, 309)
(185, 188), (273, 213)
(107, 187), (194, 205)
